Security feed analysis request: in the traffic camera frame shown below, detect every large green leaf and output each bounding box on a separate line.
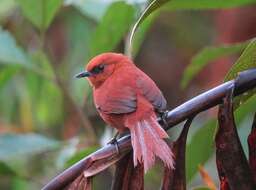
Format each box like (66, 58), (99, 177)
(186, 94), (256, 181)
(181, 41), (249, 88)
(0, 133), (59, 176)
(127, 0), (170, 57)
(0, 133), (59, 160)
(125, 10), (158, 57)
(0, 29), (53, 85)
(224, 39), (256, 108)
(16, 0), (62, 30)
(89, 1), (135, 58)
(186, 119), (216, 181)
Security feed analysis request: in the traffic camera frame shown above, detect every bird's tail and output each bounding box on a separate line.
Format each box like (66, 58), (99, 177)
(127, 115), (174, 173)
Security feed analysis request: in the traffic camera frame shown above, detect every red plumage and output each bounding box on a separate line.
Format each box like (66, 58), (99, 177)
(81, 53), (174, 172)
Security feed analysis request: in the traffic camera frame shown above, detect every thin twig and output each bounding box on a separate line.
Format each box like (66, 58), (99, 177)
(42, 69), (256, 190)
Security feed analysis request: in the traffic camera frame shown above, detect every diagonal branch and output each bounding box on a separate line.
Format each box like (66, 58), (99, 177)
(42, 69), (256, 190)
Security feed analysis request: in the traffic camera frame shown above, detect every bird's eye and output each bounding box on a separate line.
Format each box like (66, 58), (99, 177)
(91, 64), (105, 74)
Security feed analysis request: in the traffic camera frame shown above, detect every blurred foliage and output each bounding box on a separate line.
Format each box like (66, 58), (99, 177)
(127, 0), (169, 57)
(0, 28), (31, 67)
(224, 39), (256, 81)
(187, 94), (256, 181)
(0, 0), (256, 189)
(224, 39), (256, 109)
(181, 41), (249, 88)
(127, 0), (256, 56)
(0, 133), (59, 176)
(89, 1), (135, 58)
(16, 0), (62, 30)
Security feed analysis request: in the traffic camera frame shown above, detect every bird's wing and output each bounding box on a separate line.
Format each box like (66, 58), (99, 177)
(94, 66), (166, 114)
(95, 85), (137, 114)
(136, 71), (167, 111)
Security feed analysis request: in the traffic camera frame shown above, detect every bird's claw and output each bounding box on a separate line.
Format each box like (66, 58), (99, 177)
(160, 110), (169, 128)
(107, 138), (119, 155)
(107, 137), (117, 145)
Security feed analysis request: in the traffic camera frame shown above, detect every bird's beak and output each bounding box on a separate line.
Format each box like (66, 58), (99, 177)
(74, 71), (92, 78)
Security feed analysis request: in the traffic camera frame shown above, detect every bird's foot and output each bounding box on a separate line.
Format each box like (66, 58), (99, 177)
(160, 110), (169, 128)
(107, 132), (120, 154)
(107, 138), (119, 154)
(107, 137), (118, 145)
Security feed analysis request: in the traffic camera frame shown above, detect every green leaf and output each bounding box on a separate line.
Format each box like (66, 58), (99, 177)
(0, 133), (59, 175)
(186, 94), (256, 181)
(186, 119), (216, 181)
(16, 0), (62, 30)
(0, 28), (34, 88)
(89, 1), (135, 58)
(164, 0), (256, 10)
(126, 10), (158, 57)
(0, 66), (19, 89)
(0, 133), (59, 160)
(224, 39), (256, 108)
(127, 0), (170, 57)
(181, 41), (249, 88)
(0, 29), (54, 83)
(65, 146), (99, 168)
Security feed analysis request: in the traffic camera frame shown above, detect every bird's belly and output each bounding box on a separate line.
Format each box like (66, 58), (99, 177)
(99, 112), (127, 133)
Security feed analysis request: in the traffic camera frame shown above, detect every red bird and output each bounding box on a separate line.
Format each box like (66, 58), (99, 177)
(76, 53), (174, 172)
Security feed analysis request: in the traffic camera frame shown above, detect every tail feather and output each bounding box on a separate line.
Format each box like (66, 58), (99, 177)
(132, 125), (142, 165)
(129, 116), (174, 173)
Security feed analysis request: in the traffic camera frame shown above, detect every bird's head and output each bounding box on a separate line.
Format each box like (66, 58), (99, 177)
(75, 53), (131, 87)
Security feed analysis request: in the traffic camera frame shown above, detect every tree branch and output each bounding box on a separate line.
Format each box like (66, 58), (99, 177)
(42, 69), (256, 190)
